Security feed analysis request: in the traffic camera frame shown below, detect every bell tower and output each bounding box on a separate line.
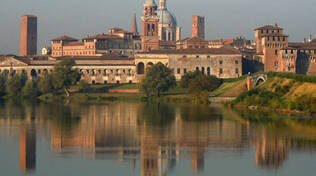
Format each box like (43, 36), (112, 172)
(141, 0), (159, 52)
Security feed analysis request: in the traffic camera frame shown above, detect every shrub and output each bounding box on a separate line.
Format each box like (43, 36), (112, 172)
(180, 70), (202, 88)
(188, 75), (221, 94)
(0, 74), (6, 97)
(78, 80), (90, 92)
(6, 74), (27, 97)
(22, 80), (39, 98)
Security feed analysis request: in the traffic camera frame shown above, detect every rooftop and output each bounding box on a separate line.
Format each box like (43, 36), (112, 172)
(139, 48), (241, 55)
(82, 34), (122, 40)
(255, 24), (283, 31)
(51, 36), (78, 41)
(179, 36), (208, 43)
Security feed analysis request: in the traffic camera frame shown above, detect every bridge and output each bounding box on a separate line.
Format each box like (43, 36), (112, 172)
(247, 73), (268, 90)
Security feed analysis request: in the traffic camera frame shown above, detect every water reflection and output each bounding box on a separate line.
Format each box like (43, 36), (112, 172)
(0, 101), (316, 175)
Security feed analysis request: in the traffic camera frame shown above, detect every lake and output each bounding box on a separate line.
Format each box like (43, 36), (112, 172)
(0, 100), (316, 176)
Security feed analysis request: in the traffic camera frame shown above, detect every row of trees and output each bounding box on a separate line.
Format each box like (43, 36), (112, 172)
(0, 59), (80, 99)
(139, 63), (221, 103)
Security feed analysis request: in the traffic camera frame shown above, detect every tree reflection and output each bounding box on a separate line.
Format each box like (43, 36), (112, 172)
(137, 103), (175, 127)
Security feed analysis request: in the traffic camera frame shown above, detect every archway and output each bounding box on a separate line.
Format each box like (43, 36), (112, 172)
(137, 62), (145, 74)
(31, 69), (37, 78)
(255, 76), (266, 86)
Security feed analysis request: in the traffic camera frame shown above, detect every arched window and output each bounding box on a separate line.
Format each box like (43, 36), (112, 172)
(207, 67), (210, 75)
(137, 62), (145, 74)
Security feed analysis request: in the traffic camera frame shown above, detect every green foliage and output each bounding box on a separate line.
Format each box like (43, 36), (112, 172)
(22, 80), (39, 98)
(192, 90), (210, 104)
(180, 70), (202, 88)
(6, 74), (27, 97)
(140, 63), (176, 97)
(53, 59), (81, 96)
(221, 75), (247, 83)
(38, 73), (55, 94)
(0, 74), (6, 96)
(268, 72), (316, 83)
(78, 80), (90, 92)
(188, 75), (221, 94)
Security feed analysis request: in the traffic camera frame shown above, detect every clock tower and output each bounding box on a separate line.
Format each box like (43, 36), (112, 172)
(141, 0), (159, 52)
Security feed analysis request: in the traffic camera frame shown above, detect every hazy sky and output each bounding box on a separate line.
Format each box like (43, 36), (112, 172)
(0, 0), (315, 55)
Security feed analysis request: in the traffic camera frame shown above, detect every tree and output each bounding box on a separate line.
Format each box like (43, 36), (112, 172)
(140, 63), (176, 97)
(180, 70), (202, 88)
(6, 74), (27, 97)
(38, 73), (55, 94)
(0, 74), (6, 97)
(188, 75), (221, 94)
(22, 80), (39, 98)
(78, 79), (90, 92)
(53, 59), (80, 97)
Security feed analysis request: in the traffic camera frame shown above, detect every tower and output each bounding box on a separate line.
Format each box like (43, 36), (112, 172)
(192, 16), (205, 39)
(141, 0), (159, 52)
(132, 13), (138, 35)
(20, 15), (37, 56)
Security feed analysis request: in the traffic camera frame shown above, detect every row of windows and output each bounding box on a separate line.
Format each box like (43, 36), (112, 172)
(173, 67), (239, 75)
(260, 29), (281, 34)
(188, 45), (206, 49)
(267, 36), (286, 42)
(265, 43), (287, 48)
(80, 69), (133, 76)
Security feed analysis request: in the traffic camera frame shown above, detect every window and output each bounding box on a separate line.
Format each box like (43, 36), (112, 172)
(291, 50), (294, 54)
(183, 55), (187, 58)
(207, 56), (210, 59)
(283, 37), (286, 41)
(274, 61), (278, 68)
(196, 67), (199, 71)
(273, 37), (275, 41)
(219, 60), (223, 64)
(285, 50), (288, 54)
(235, 68), (239, 74)
(92, 80), (96, 84)
(219, 68), (223, 74)
(201, 67), (205, 74)
(177, 68), (181, 74)
(196, 55), (199, 58)
(184, 68), (187, 74)
(261, 29), (263, 34)
(275, 50), (278, 55)
(207, 67), (210, 75)
(235, 60), (239, 64)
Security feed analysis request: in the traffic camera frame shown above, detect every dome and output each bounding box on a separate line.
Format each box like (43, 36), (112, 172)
(158, 9), (177, 27)
(144, 0), (157, 7)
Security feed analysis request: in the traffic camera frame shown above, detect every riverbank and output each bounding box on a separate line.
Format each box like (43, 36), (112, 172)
(232, 73), (316, 114)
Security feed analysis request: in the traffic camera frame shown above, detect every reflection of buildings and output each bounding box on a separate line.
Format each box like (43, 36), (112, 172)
(256, 132), (289, 170)
(3, 102), (316, 174)
(19, 124), (36, 173)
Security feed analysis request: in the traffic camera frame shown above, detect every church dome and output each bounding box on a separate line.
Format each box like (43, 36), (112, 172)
(158, 9), (177, 27)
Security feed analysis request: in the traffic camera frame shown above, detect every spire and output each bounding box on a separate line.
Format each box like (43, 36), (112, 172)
(160, 0), (166, 9)
(132, 13), (138, 35)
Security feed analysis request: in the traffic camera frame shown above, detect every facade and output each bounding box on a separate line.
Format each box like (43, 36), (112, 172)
(176, 37), (208, 49)
(192, 16), (205, 39)
(255, 24), (316, 75)
(0, 55), (137, 84)
(51, 29), (142, 58)
(20, 15), (37, 56)
(135, 48), (242, 80)
(157, 0), (181, 41)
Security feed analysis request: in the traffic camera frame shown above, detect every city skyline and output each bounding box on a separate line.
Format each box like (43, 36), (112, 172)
(0, 0), (315, 55)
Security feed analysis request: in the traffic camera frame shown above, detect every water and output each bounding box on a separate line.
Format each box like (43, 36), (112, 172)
(0, 100), (316, 176)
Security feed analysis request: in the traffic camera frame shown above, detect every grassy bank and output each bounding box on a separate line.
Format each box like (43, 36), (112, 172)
(232, 73), (316, 113)
(210, 77), (247, 97)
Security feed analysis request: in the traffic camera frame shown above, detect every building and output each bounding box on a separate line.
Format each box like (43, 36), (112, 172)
(176, 37), (208, 49)
(192, 16), (205, 39)
(157, 0), (181, 41)
(20, 15), (37, 56)
(51, 28), (142, 58)
(141, 0), (160, 52)
(254, 24), (316, 75)
(41, 47), (51, 55)
(135, 48), (242, 80)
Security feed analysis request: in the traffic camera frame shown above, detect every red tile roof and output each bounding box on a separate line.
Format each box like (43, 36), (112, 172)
(63, 42), (84, 46)
(51, 36), (78, 41)
(179, 36), (208, 43)
(139, 48), (241, 55)
(255, 25), (283, 30)
(82, 34), (122, 40)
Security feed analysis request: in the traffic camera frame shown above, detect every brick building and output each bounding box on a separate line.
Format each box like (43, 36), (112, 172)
(255, 24), (316, 75)
(20, 15), (37, 56)
(135, 48), (242, 80)
(51, 28), (142, 57)
(192, 16), (205, 39)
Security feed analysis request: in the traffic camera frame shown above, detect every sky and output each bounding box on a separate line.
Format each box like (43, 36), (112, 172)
(0, 0), (315, 55)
